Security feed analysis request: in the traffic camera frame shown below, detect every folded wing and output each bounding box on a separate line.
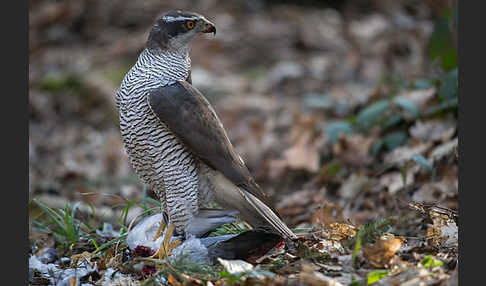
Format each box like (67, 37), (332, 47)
(147, 81), (296, 240)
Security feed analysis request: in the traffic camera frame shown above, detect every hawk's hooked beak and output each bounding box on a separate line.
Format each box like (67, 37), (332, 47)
(201, 21), (216, 36)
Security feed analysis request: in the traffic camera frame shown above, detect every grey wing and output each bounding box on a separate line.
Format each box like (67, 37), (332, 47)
(147, 81), (274, 208)
(147, 81), (297, 240)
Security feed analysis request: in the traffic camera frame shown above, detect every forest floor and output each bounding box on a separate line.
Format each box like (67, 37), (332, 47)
(29, 0), (458, 285)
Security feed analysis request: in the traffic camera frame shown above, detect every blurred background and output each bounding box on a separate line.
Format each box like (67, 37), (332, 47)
(29, 0), (458, 234)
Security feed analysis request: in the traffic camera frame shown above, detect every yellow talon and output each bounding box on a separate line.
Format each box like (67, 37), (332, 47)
(168, 238), (182, 252)
(150, 222), (181, 259)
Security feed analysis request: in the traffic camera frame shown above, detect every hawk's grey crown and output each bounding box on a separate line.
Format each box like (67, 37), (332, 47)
(147, 10), (216, 51)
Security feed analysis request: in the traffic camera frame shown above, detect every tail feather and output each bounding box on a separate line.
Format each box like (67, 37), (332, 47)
(187, 209), (239, 237)
(238, 188), (297, 240)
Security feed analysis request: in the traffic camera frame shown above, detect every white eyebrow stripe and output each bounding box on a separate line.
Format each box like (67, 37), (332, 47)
(163, 15), (199, 22)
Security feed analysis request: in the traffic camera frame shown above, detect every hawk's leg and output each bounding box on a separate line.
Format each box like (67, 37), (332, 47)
(150, 220), (182, 259)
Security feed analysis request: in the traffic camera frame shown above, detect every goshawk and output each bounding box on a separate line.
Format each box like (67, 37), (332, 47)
(116, 10), (297, 258)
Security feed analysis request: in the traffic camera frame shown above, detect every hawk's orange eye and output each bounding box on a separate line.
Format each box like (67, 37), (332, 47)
(186, 21), (195, 29)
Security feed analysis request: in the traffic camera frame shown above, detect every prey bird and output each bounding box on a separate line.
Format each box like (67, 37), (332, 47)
(116, 10), (297, 259)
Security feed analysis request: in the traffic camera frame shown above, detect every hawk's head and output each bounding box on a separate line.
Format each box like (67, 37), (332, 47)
(147, 10), (216, 51)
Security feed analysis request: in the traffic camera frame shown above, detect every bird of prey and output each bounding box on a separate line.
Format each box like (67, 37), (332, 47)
(116, 10), (297, 258)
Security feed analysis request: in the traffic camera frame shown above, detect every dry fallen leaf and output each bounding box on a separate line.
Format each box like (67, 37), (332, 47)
(300, 264), (345, 286)
(70, 251), (94, 267)
(374, 267), (449, 286)
(332, 134), (374, 166)
(439, 222), (458, 248)
(180, 273), (205, 285)
(283, 131), (320, 173)
(314, 240), (346, 255)
(325, 223), (357, 241)
(103, 277), (141, 286)
(430, 137), (458, 162)
(277, 189), (326, 225)
(408, 202), (458, 248)
(412, 182), (456, 203)
(337, 174), (372, 199)
(362, 235), (404, 268)
(426, 226), (440, 246)
(383, 143), (432, 166)
(312, 203), (345, 226)
(396, 88), (436, 109)
(428, 208), (458, 248)
(409, 120), (456, 143)
(379, 171), (414, 194)
(106, 252), (123, 269)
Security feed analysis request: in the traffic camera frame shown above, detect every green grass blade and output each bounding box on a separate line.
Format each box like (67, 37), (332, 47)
(32, 199), (68, 236)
